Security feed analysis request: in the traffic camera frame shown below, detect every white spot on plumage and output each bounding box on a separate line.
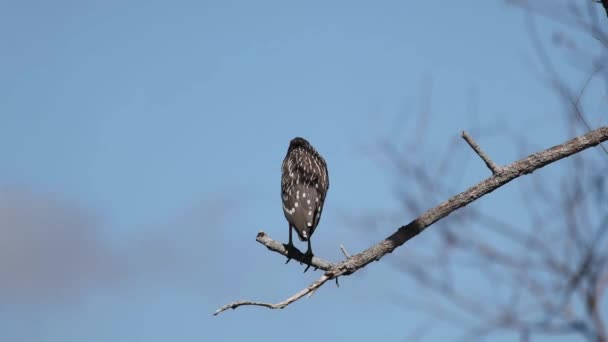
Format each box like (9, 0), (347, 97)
(283, 204), (295, 215)
(302, 230), (307, 238)
(307, 222), (312, 227)
(302, 192), (306, 198)
(308, 211), (312, 216)
(295, 202), (299, 208)
(307, 199), (310, 204)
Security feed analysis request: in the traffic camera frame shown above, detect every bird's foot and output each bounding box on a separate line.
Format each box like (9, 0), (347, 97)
(302, 250), (315, 273)
(284, 242), (296, 264)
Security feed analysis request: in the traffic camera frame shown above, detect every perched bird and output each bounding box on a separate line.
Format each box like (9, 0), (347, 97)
(281, 137), (329, 257)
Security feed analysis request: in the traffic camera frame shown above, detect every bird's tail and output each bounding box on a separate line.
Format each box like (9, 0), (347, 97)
(296, 227), (310, 241)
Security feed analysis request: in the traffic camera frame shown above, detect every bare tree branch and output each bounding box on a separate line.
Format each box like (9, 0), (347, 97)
(255, 231), (335, 271)
(215, 126), (608, 315)
(213, 273), (332, 315)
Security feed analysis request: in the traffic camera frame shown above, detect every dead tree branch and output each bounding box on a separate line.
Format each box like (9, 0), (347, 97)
(214, 273), (332, 315)
(255, 231), (335, 271)
(215, 126), (608, 315)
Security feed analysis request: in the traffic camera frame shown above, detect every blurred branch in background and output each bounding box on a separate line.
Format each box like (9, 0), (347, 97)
(348, 1), (608, 340)
(596, 0), (608, 18)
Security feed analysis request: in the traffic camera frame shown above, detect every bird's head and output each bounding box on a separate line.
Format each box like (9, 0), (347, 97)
(288, 137), (312, 151)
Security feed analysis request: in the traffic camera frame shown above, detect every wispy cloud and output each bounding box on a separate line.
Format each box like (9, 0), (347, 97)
(0, 187), (236, 306)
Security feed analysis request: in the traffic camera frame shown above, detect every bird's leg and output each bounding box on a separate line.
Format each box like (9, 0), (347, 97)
(285, 225), (295, 264)
(288, 224), (294, 246)
(305, 238), (313, 256)
(303, 239), (315, 273)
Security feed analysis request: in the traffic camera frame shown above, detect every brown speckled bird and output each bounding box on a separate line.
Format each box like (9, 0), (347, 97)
(281, 137), (329, 257)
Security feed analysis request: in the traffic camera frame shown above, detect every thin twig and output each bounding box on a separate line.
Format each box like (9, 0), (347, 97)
(213, 273), (333, 315)
(461, 131), (502, 174)
(340, 244), (351, 258)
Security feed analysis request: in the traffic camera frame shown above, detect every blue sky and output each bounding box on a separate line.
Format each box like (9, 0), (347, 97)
(1, 1), (606, 341)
